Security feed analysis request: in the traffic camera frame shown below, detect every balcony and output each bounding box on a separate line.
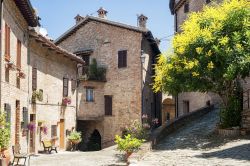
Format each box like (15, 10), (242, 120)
(79, 58), (106, 82)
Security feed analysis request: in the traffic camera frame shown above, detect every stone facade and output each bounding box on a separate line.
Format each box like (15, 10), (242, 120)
(56, 14), (161, 149)
(1, 0), (30, 152)
(169, 0), (222, 117)
(0, 0), (83, 155)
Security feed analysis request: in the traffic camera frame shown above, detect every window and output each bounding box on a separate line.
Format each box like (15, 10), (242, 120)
(51, 125), (57, 137)
(118, 50), (127, 68)
(71, 79), (77, 91)
(4, 103), (11, 123)
(16, 40), (21, 69)
(184, 2), (189, 13)
(206, 0), (211, 4)
(5, 68), (9, 83)
(82, 55), (90, 66)
(22, 107), (28, 129)
(32, 67), (37, 91)
(5, 23), (10, 61)
(104, 95), (112, 116)
(86, 88), (94, 102)
(63, 77), (69, 97)
(183, 100), (190, 114)
(17, 77), (20, 89)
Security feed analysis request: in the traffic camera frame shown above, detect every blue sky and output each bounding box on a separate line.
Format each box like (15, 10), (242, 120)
(30, 0), (174, 52)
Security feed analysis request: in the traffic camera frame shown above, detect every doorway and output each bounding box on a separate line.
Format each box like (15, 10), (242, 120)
(87, 129), (101, 151)
(59, 119), (65, 149)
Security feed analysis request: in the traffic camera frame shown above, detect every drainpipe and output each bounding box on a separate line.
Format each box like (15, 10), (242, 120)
(0, 0), (4, 109)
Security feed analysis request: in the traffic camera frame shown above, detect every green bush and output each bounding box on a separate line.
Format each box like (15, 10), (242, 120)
(115, 134), (144, 153)
(0, 112), (10, 150)
(122, 121), (148, 140)
(220, 96), (242, 128)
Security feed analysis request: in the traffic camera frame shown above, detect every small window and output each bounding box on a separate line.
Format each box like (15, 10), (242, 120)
(4, 103), (11, 123)
(63, 77), (69, 97)
(206, 0), (211, 4)
(51, 125), (57, 137)
(5, 68), (9, 83)
(22, 107), (28, 129)
(105, 95), (112, 116)
(32, 67), (37, 91)
(86, 88), (94, 102)
(118, 50), (127, 68)
(82, 56), (90, 66)
(17, 77), (20, 89)
(184, 2), (189, 13)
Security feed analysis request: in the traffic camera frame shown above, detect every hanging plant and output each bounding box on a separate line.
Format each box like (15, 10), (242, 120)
(32, 90), (43, 103)
(17, 70), (26, 79)
(27, 122), (36, 132)
(5, 61), (16, 71)
(62, 97), (71, 106)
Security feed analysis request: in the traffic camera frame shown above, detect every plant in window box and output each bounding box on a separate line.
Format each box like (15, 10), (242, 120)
(32, 90), (43, 103)
(17, 70), (26, 79)
(27, 122), (36, 132)
(0, 112), (11, 165)
(5, 61), (16, 71)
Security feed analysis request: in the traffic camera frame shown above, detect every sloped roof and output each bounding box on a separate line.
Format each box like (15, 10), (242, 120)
(14, 0), (39, 27)
(169, 0), (175, 14)
(29, 29), (85, 64)
(54, 15), (148, 44)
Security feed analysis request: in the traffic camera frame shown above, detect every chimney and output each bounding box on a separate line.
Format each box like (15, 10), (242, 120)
(74, 14), (83, 24)
(155, 38), (161, 46)
(138, 14), (148, 29)
(97, 7), (108, 19)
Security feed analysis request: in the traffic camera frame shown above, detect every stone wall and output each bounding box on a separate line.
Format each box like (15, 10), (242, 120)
(1, 0), (30, 152)
(29, 38), (78, 152)
(57, 20), (158, 147)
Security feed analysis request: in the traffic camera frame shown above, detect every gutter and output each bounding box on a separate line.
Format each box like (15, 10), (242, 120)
(0, 0), (4, 108)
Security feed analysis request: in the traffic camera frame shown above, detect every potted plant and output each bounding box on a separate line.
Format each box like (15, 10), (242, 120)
(5, 61), (16, 71)
(27, 122), (36, 133)
(68, 131), (82, 145)
(0, 112), (11, 166)
(115, 134), (144, 161)
(62, 97), (71, 106)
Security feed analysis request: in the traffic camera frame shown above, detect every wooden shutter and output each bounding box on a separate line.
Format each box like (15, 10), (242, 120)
(118, 50), (127, 68)
(105, 95), (112, 116)
(63, 77), (69, 97)
(5, 24), (10, 61)
(82, 56), (90, 66)
(71, 79), (76, 91)
(23, 107), (28, 129)
(4, 103), (11, 123)
(17, 40), (21, 69)
(32, 67), (37, 91)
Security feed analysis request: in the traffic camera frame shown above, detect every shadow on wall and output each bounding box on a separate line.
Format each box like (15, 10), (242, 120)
(77, 128), (102, 151)
(196, 143), (250, 161)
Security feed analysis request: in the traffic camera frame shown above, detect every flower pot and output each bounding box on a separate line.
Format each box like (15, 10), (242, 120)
(0, 149), (10, 166)
(125, 151), (132, 161)
(69, 139), (81, 145)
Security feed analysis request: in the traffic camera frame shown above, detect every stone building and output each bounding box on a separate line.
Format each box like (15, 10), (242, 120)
(55, 8), (162, 149)
(0, 0), (38, 152)
(168, 0), (222, 117)
(1, 0), (84, 154)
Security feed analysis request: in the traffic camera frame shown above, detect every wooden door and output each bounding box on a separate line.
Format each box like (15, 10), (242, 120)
(59, 119), (65, 149)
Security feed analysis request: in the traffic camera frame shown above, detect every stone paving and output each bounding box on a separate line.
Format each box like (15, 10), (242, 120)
(28, 109), (250, 166)
(133, 109), (250, 166)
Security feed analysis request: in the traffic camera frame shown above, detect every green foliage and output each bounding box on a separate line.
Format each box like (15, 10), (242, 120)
(68, 131), (82, 141)
(122, 121), (149, 140)
(153, 0), (250, 111)
(32, 90), (43, 103)
(0, 112), (10, 150)
(88, 58), (107, 81)
(115, 134), (144, 153)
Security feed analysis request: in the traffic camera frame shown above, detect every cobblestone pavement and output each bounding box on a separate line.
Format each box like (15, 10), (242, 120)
(133, 109), (250, 166)
(29, 146), (126, 166)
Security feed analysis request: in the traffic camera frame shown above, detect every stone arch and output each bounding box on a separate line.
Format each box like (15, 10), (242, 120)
(87, 129), (102, 151)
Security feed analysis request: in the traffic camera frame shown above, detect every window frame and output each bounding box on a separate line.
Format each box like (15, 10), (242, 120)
(16, 39), (22, 70)
(63, 77), (69, 97)
(5, 23), (10, 61)
(118, 50), (127, 68)
(86, 87), (94, 102)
